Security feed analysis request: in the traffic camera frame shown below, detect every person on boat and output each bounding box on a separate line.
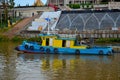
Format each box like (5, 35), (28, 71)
(75, 34), (81, 45)
(80, 40), (87, 45)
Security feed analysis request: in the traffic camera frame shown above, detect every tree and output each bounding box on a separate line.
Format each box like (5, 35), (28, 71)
(101, 0), (120, 2)
(9, 0), (14, 8)
(1, 0), (8, 26)
(0, 0), (15, 27)
(101, 0), (109, 2)
(115, 0), (120, 1)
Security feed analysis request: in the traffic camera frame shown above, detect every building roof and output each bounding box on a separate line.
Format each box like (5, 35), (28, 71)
(57, 37), (75, 41)
(69, 0), (96, 1)
(39, 34), (75, 40)
(34, 0), (43, 6)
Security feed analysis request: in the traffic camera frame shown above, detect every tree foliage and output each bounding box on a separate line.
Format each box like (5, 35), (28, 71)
(101, 0), (120, 2)
(0, 0), (15, 27)
(9, 0), (15, 8)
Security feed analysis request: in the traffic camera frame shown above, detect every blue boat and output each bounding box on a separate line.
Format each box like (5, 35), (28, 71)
(15, 34), (113, 55)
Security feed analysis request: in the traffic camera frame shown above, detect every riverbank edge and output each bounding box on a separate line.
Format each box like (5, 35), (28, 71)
(0, 34), (120, 44)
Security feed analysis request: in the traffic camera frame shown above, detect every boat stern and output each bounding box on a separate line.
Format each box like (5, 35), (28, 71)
(15, 46), (20, 51)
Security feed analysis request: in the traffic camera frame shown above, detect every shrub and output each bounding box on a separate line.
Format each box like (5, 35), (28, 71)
(11, 36), (24, 42)
(0, 35), (9, 41)
(27, 37), (42, 42)
(68, 4), (80, 9)
(96, 38), (120, 43)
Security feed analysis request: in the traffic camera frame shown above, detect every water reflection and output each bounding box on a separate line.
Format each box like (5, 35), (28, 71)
(16, 53), (119, 80)
(0, 42), (120, 80)
(0, 42), (18, 80)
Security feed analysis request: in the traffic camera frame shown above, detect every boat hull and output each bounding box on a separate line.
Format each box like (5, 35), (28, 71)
(15, 45), (113, 55)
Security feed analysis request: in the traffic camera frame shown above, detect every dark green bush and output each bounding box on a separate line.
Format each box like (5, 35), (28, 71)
(68, 3), (93, 9)
(27, 37), (42, 42)
(96, 38), (120, 43)
(68, 4), (80, 9)
(11, 36), (24, 42)
(0, 35), (10, 41)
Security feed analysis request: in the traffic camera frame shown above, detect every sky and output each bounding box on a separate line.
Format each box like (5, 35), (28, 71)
(14, 0), (47, 6)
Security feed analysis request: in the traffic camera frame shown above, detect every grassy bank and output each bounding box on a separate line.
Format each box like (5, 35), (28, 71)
(0, 34), (120, 44)
(0, 35), (42, 43)
(95, 38), (120, 43)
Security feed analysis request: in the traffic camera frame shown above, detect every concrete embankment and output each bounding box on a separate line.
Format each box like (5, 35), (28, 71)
(4, 14), (41, 38)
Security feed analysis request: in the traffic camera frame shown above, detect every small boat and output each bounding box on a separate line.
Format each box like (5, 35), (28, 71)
(15, 34), (113, 55)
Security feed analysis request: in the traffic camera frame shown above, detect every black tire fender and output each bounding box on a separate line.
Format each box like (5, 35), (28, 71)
(40, 47), (44, 51)
(112, 49), (114, 53)
(99, 50), (104, 55)
(54, 48), (58, 54)
(30, 46), (34, 50)
(107, 51), (112, 55)
(75, 49), (80, 55)
(24, 45), (28, 49)
(46, 48), (50, 53)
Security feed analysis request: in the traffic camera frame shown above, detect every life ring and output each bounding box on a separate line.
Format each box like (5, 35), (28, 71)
(54, 48), (58, 54)
(75, 49), (80, 55)
(46, 48), (50, 53)
(24, 45), (28, 49)
(30, 46), (34, 50)
(40, 47), (44, 51)
(99, 50), (104, 55)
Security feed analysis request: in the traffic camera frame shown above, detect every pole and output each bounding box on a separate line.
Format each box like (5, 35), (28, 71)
(1, 12), (2, 27)
(58, 0), (59, 6)
(1, 13), (2, 27)
(47, 20), (50, 35)
(56, 0), (57, 5)
(47, 17), (50, 35)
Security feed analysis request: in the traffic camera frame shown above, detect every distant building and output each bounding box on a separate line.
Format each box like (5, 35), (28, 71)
(68, 0), (102, 4)
(47, 0), (64, 5)
(47, 0), (102, 5)
(108, 2), (120, 9)
(0, 2), (2, 8)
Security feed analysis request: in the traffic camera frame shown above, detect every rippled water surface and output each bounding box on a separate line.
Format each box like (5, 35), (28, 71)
(0, 42), (120, 80)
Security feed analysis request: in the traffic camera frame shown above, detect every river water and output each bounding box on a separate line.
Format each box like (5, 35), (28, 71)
(0, 42), (120, 80)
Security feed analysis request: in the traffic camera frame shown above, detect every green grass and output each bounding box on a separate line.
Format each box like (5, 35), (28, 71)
(0, 22), (7, 28)
(95, 38), (120, 43)
(0, 27), (10, 33)
(67, 3), (93, 9)
(0, 35), (42, 43)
